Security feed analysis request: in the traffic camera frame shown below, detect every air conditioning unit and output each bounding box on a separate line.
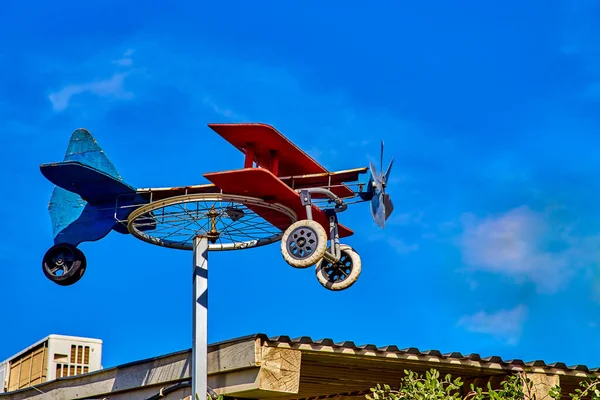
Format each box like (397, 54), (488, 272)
(0, 335), (102, 393)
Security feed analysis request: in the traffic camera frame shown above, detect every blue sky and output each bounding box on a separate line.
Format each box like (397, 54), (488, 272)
(1, 0), (600, 371)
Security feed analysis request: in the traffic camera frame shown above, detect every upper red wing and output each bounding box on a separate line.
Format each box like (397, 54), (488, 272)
(203, 168), (354, 239)
(208, 123), (328, 176)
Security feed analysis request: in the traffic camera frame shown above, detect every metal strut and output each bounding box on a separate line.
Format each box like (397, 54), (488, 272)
(297, 188), (346, 263)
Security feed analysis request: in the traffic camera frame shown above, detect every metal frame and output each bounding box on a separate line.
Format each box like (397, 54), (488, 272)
(125, 193), (301, 400)
(126, 193), (297, 251)
(296, 188), (347, 264)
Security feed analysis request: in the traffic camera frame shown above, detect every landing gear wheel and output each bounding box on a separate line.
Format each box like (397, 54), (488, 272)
(315, 245), (361, 291)
(281, 220), (328, 268)
(42, 243), (87, 286)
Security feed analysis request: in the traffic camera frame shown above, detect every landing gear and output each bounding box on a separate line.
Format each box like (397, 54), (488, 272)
(280, 188), (362, 290)
(42, 243), (87, 286)
(281, 220), (328, 268)
(315, 245), (361, 291)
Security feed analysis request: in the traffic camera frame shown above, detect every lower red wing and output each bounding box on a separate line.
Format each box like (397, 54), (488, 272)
(203, 168), (354, 238)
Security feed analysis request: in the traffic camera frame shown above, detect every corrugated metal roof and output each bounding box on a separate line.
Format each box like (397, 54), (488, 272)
(256, 334), (598, 375)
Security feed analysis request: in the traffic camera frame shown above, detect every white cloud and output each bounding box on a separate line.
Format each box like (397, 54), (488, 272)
(458, 305), (527, 345)
(459, 206), (600, 293)
(49, 72), (133, 112)
(112, 49), (134, 67)
(387, 211), (423, 226)
(387, 237), (418, 254)
(559, 0), (600, 100)
(48, 49), (137, 112)
(202, 96), (245, 121)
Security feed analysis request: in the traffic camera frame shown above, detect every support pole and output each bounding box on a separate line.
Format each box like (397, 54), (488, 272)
(192, 236), (209, 400)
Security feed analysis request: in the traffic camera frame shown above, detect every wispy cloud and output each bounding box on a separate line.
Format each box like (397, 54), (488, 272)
(387, 237), (418, 254)
(459, 206), (600, 293)
(559, 0), (600, 101)
(112, 49), (134, 67)
(49, 73), (133, 112)
(48, 50), (136, 112)
(202, 96), (245, 121)
(458, 305), (527, 345)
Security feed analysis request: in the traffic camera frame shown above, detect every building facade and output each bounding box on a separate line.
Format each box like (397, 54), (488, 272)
(0, 333), (595, 400)
(0, 335), (102, 393)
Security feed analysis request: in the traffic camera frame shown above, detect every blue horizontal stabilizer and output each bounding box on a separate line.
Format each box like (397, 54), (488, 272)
(42, 128), (150, 246)
(40, 161), (136, 205)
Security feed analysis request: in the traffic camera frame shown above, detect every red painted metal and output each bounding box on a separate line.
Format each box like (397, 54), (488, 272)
(208, 123), (328, 176)
(269, 150), (279, 176)
(244, 143), (255, 168)
(203, 168), (354, 239)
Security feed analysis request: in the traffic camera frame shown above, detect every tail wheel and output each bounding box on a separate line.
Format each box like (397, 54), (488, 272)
(281, 219), (328, 268)
(315, 245), (361, 291)
(42, 243), (87, 286)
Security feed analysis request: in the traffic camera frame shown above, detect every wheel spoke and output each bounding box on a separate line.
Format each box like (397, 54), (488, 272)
(128, 194), (296, 251)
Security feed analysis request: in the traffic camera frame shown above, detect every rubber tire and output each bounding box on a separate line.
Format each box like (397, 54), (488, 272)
(315, 245), (362, 291)
(281, 219), (328, 268)
(42, 244), (87, 286)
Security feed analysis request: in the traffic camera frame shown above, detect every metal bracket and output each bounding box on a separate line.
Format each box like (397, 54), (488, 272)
(299, 190), (312, 206)
(299, 190), (313, 220)
(323, 209), (341, 263)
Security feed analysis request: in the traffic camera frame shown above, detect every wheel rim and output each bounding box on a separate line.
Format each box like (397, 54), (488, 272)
(322, 251), (353, 283)
(127, 194), (297, 251)
(46, 246), (76, 277)
(286, 225), (320, 260)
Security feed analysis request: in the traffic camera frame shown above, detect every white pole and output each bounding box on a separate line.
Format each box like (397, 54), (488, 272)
(192, 236), (209, 400)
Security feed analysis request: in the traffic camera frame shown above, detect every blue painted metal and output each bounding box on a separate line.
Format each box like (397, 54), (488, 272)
(42, 129), (149, 246)
(40, 162), (136, 205)
(62, 128), (122, 180)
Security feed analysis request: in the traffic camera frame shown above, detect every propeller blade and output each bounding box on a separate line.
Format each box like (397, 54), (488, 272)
(371, 193), (386, 229)
(383, 193), (394, 220)
(383, 157), (394, 186)
(369, 161), (383, 191)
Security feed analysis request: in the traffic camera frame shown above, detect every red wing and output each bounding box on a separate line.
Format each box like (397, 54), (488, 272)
(279, 167), (368, 199)
(203, 168), (354, 239)
(208, 123), (328, 176)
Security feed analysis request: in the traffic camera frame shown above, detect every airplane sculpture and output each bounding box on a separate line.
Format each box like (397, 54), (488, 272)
(40, 123), (394, 291)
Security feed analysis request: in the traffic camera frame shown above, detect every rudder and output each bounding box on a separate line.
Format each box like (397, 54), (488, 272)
(63, 128), (122, 180)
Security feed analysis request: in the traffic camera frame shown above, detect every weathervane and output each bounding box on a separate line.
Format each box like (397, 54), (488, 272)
(39, 123), (394, 399)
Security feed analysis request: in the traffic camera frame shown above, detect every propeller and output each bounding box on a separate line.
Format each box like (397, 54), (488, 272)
(369, 141), (394, 228)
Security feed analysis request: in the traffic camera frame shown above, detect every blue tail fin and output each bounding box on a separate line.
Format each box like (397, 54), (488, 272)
(43, 129), (141, 246)
(62, 128), (123, 181)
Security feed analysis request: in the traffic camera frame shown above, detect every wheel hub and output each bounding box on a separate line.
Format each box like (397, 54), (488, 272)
(205, 205), (221, 244)
(323, 252), (353, 283)
(286, 226), (318, 260)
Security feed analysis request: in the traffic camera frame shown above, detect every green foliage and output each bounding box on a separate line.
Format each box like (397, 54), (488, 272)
(367, 369), (463, 400)
(570, 378), (600, 400)
(367, 368), (600, 400)
(195, 393), (224, 400)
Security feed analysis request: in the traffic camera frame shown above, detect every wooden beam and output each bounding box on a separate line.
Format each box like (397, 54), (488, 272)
(211, 347), (301, 398)
(525, 373), (560, 400)
(259, 347), (301, 394)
